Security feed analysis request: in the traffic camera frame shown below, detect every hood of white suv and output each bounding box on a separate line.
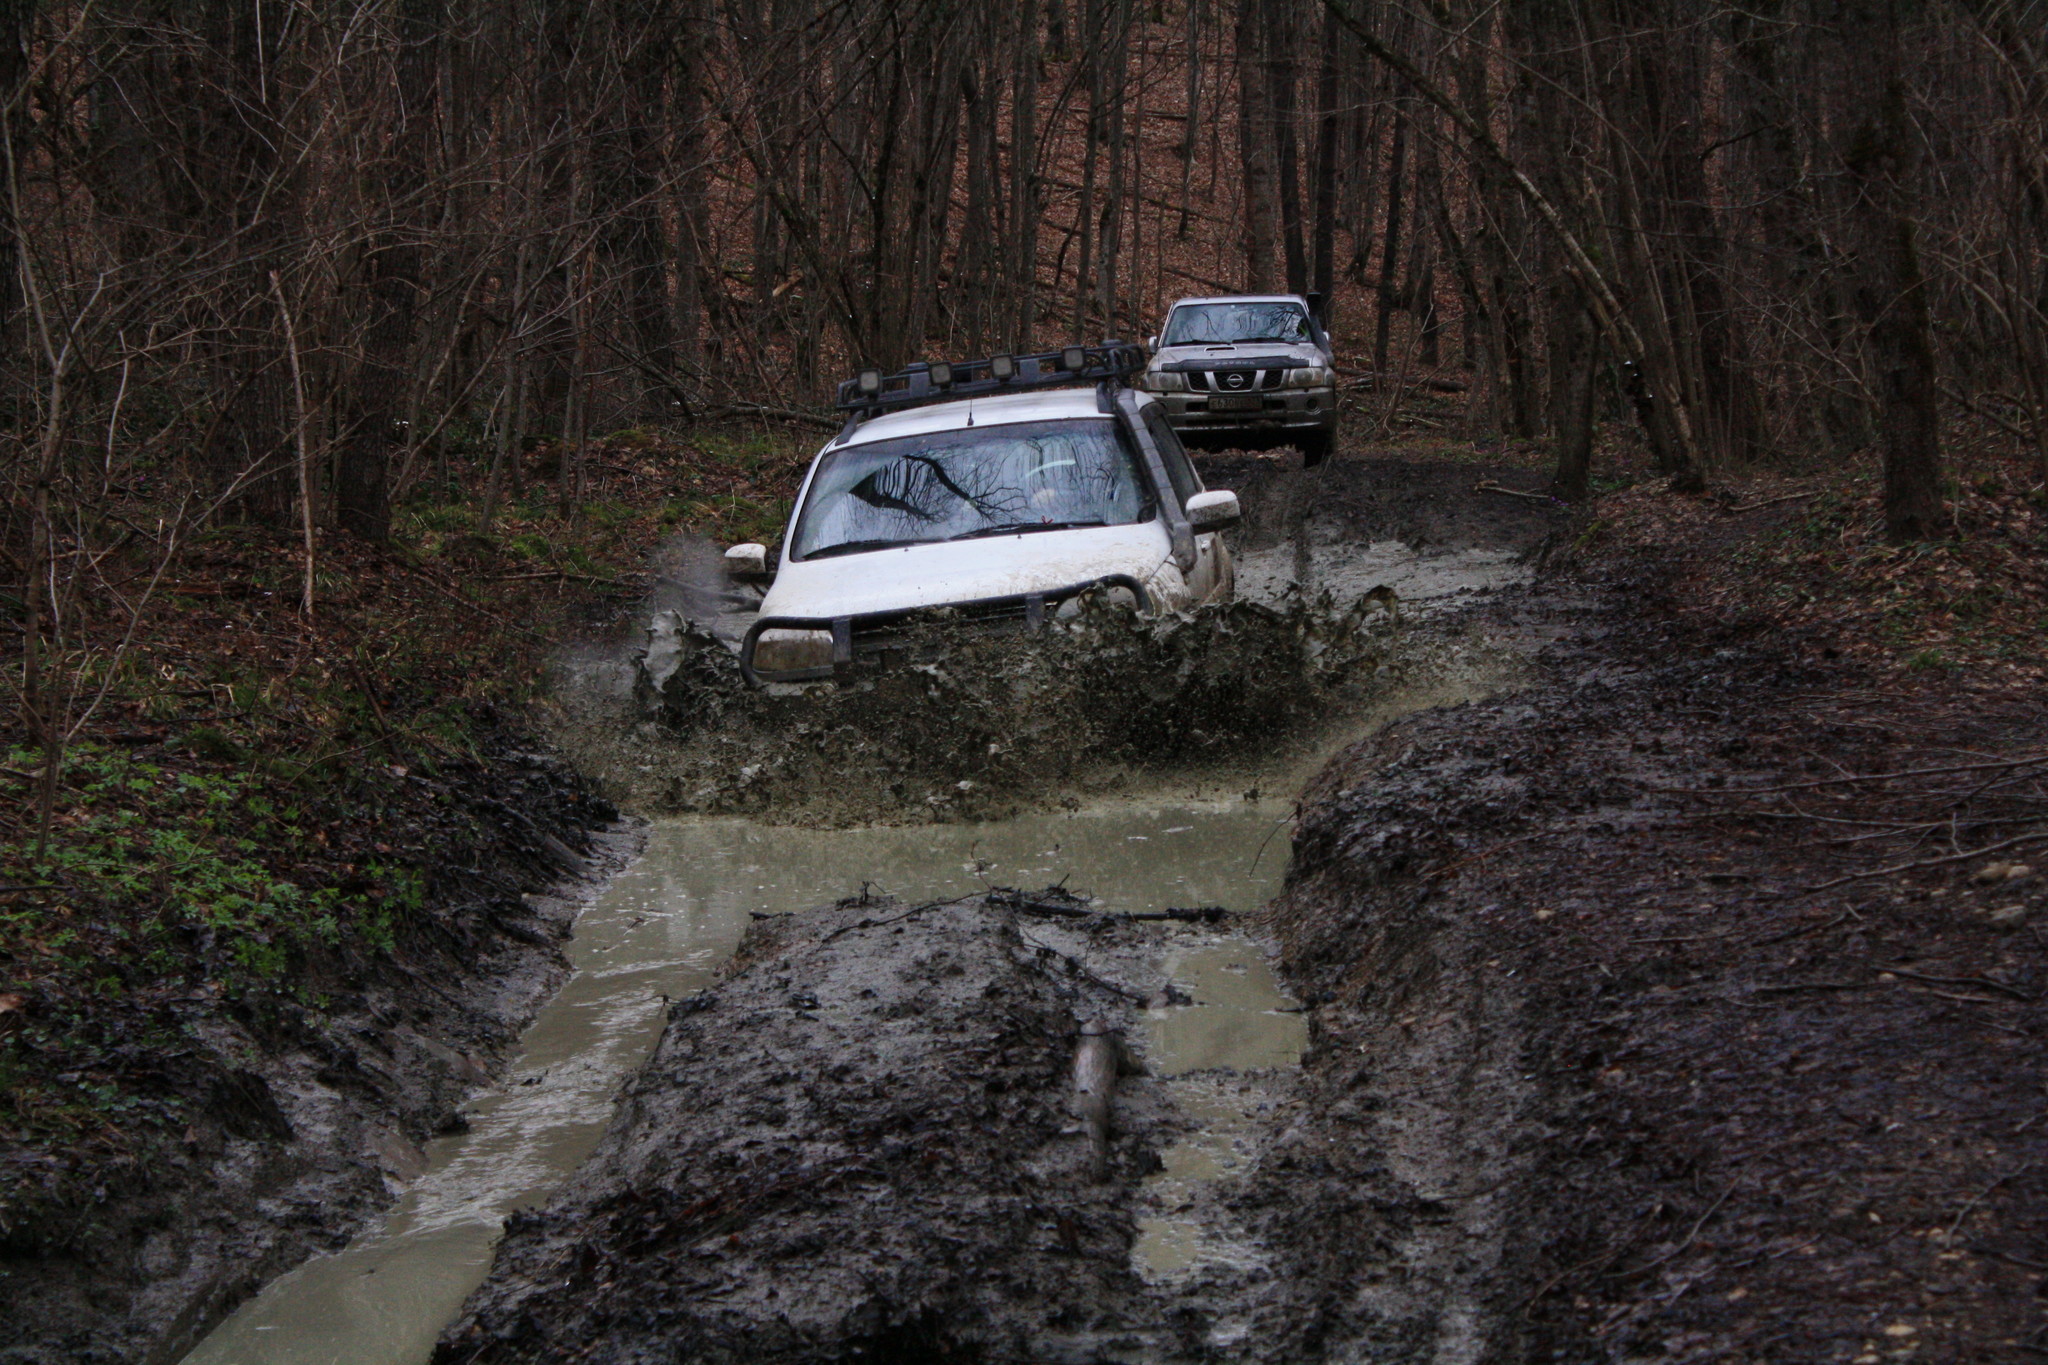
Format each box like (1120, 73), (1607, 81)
(760, 520), (1173, 621)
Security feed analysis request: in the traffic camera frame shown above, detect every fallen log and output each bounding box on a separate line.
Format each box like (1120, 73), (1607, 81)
(985, 889), (1231, 923)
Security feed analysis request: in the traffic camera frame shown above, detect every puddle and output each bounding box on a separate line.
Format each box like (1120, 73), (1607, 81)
(181, 800), (1291, 1365)
(1133, 942), (1308, 1284)
(1235, 538), (1529, 609)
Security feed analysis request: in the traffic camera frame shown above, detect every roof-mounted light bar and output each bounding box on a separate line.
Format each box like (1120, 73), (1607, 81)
(834, 342), (1145, 418)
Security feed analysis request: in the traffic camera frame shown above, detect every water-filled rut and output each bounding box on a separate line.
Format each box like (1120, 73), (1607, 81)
(183, 802), (1303, 1364)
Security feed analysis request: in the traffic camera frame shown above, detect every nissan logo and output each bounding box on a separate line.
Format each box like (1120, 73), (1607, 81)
(1222, 371), (1249, 390)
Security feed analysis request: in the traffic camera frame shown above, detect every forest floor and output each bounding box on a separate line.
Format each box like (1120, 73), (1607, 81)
(0, 423), (813, 1362)
(5, 400), (2045, 1362)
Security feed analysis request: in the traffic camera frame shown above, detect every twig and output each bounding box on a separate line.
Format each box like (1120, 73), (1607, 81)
(1945, 1168), (2028, 1242)
(1885, 967), (2034, 1002)
(1802, 829), (2048, 892)
(1723, 489), (1818, 514)
(1474, 478), (1558, 504)
(1750, 911), (1853, 947)
(1607, 1182), (1739, 1282)
(696, 400), (840, 430)
(1647, 752), (2048, 797)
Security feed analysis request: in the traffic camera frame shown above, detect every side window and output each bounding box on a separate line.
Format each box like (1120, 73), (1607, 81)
(1142, 404), (1202, 505)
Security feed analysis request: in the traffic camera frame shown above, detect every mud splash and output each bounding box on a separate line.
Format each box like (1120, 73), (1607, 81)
(552, 574), (1524, 827)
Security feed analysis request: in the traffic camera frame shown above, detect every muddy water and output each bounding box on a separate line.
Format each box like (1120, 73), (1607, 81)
(182, 800), (1294, 1365)
(1134, 943), (1308, 1283)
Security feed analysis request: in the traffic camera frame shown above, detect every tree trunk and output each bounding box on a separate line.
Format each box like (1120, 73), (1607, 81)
(1838, 6), (1943, 541)
(1547, 280), (1597, 500)
(1309, 8), (1341, 305)
(1235, 0), (1277, 290)
(1373, 107), (1406, 374)
(1263, 0), (1307, 295)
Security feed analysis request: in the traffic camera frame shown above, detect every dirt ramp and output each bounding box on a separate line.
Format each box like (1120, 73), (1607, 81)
(434, 894), (1173, 1364)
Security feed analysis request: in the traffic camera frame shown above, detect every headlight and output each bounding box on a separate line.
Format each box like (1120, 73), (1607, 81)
(751, 628), (834, 674)
(1283, 366), (1334, 389)
(1137, 369), (1187, 393)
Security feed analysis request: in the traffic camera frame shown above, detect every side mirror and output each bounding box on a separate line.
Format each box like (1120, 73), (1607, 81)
(724, 542), (769, 576)
(1147, 335), (1160, 351)
(1185, 489), (1240, 532)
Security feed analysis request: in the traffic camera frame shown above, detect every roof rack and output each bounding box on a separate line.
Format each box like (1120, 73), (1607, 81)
(834, 342), (1145, 422)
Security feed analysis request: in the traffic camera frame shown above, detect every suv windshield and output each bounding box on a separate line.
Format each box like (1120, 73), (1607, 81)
(1162, 301), (1311, 346)
(790, 418), (1156, 561)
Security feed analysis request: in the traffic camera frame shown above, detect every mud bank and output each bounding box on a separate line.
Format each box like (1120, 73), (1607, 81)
(435, 892), (1185, 1363)
(1271, 572), (2047, 1360)
(0, 735), (621, 1365)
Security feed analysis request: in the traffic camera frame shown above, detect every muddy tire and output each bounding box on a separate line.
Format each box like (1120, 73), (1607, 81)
(1297, 431), (1333, 467)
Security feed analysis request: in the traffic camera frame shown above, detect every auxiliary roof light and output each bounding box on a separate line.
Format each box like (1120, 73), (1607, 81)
(989, 354), (1016, 381)
(1060, 346), (1086, 371)
(858, 369), (882, 396)
(929, 361), (953, 387)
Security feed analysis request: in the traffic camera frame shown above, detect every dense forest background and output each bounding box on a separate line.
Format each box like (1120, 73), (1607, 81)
(1, 0), (2045, 799)
(3, 0), (2044, 529)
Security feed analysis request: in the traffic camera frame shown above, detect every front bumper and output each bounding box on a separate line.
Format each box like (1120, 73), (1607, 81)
(739, 574), (1153, 686)
(1154, 389), (1337, 438)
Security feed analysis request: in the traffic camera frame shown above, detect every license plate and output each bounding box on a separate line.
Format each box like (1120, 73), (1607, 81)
(1209, 393), (1261, 412)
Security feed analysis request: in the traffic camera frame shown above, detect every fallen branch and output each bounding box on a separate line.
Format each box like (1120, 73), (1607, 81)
(696, 401), (841, 430)
(1802, 829), (2048, 892)
(492, 569), (640, 586)
(985, 890), (1231, 923)
(1723, 489), (1818, 514)
(1474, 478), (1557, 505)
(1648, 752), (2048, 797)
(1338, 366), (1469, 394)
(1884, 966), (2034, 1002)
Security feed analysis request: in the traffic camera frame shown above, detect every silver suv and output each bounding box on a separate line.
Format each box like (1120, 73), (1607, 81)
(1134, 294), (1338, 466)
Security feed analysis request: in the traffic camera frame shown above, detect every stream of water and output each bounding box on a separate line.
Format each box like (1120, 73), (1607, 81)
(183, 798), (1303, 1365)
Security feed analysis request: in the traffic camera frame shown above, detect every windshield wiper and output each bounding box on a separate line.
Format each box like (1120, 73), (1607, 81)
(949, 519), (1109, 540)
(803, 537), (932, 559)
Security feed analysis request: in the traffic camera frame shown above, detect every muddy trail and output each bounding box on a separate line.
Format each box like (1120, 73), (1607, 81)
(411, 455), (1578, 1364)
(429, 456), (2044, 1363)
(154, 452), (1568, 1365)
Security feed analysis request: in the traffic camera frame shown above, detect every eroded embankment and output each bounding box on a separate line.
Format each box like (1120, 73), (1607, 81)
(1, 739), (621, 1365)
(1269, 578), (2048, 1361)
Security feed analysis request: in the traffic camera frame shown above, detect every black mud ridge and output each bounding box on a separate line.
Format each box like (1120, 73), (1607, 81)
(0, 732), (622, 1365)
(1270, 573), (2048, 1360)
(435, 892), (1182, 1364)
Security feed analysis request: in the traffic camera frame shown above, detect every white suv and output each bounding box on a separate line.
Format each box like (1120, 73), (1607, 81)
(723, 346), (1239, 685)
